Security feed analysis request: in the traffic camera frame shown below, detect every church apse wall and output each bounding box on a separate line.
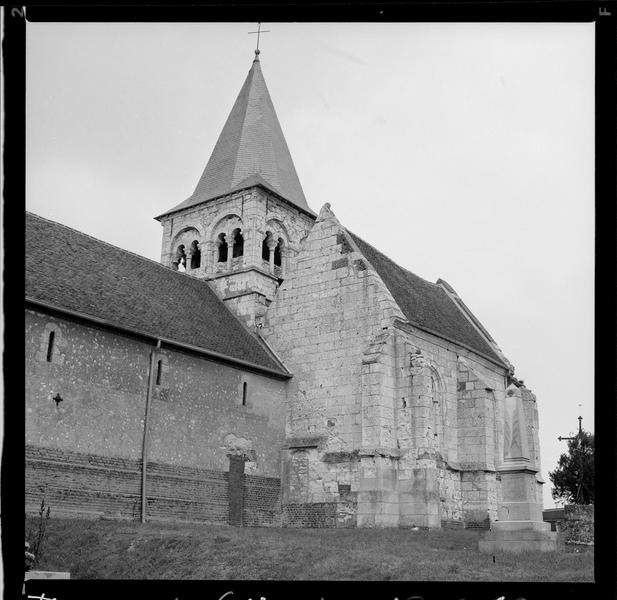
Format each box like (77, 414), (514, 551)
(26, 308), (286, 524)
(392, 325), (508, 527)
(261, 203), (529, 529)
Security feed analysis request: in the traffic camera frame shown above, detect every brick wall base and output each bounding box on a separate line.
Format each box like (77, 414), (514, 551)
(441, 519), (465, 530)
(244, 474), (282, 526)
(282, 499), (358, 528)
(464, 517), (491, 530)
(282, 503), (337, 527)
(26, 446), (281, 526)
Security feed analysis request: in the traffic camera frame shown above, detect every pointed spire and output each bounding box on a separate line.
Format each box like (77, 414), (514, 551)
(158, 55), (311, 218)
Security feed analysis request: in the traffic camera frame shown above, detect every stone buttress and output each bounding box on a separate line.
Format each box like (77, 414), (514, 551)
(261, 204), (506, 528)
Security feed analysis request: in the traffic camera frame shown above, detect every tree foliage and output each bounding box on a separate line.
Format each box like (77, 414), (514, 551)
(549, 430), (594, 505)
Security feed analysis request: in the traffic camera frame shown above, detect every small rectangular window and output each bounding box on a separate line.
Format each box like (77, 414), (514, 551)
(46, 331), (55, 363)
(242, 382), (247, 406)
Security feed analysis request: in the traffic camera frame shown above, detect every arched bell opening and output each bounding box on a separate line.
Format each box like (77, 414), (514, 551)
(232, 228), (244, 258)
(216, 233), (228, 263)
(190, 240), (201, 269)
(173, 244), (187, 272)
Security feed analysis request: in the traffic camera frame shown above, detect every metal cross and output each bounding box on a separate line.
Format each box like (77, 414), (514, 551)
(248, 22), (270, 52)
(558, 415), (583, 441)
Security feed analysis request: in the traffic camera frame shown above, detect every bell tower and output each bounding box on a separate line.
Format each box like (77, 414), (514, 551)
(155, 49), (315, 327)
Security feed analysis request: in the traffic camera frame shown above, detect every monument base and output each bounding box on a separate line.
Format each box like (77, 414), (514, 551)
(478, 520), (557, 553)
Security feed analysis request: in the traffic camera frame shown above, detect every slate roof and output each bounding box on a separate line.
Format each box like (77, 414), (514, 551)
(347, 231), (508, 367)
(26, 212), (288, 376)
(158, 55), (312, 218)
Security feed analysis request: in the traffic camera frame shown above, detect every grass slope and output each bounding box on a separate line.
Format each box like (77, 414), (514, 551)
(26, 516), (593, 581)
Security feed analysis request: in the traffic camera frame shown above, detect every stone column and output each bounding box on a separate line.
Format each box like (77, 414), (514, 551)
(227, 234), (235, 272)
(267, 235), (277, 274)
(213, 238), (224, 273)
(184, 248), (193, 273)
(204, 240), (217, 274)
(280, 245), (289, 277)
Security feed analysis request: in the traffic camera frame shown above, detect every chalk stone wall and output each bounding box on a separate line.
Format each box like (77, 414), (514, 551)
(262, 206), (404, 526)
(26, 308), (285, 523)
(262, 205), (515, 528)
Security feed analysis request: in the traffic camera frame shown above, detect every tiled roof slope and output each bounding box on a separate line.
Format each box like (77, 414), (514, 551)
(347, 231), (507, 367)
(26, 212), (286, 375)
(158, 55), (311, 218)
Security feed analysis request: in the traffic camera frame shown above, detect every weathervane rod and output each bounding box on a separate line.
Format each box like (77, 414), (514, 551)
(248, 22), (270, 53)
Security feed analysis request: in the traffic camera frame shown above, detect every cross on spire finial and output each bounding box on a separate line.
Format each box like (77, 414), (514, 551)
(248, 22), (270, 58)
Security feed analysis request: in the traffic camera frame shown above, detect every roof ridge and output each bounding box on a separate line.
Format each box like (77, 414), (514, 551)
(231, 63), (259, 188)
(27, 210), (291, 375)
(346, 229), (440, 289)
(26, 211), (213, 289)
(346, 227), (505, 367)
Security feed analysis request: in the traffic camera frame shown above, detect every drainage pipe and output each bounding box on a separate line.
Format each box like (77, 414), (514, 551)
(141, 339), (161, 523)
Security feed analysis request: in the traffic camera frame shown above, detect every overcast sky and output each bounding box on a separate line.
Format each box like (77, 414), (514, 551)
(26, 22), (594, 509)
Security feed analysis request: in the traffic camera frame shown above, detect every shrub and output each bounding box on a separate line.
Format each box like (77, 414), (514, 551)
(26, 498), (52, 569)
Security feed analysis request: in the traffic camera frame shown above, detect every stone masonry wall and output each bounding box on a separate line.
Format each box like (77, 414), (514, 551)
(394, 324), (507, 527)
(262, 204), (512, 528)
(26, 309), (286, 476)
(262, 205), (405, 522)
(26, 308), (287, 521)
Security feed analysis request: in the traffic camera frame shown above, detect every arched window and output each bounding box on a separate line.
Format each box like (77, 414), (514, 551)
(432, 376), (439, 441)
(429, 369), (446, 454)
(190, 240), (201, 269)
(46, 331), (55, 363)
(217, 233), (228, 263)
(174, 245), (187, 272)
(274, 237), (283, 267)
(262, 231), (272, 261)
(232, 228), (244, 258)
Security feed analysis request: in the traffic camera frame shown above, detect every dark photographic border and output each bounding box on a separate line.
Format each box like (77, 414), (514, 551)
(4, 3), (615, 599)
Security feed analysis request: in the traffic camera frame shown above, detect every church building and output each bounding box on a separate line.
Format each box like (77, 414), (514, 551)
(26, 47), (555, 548)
